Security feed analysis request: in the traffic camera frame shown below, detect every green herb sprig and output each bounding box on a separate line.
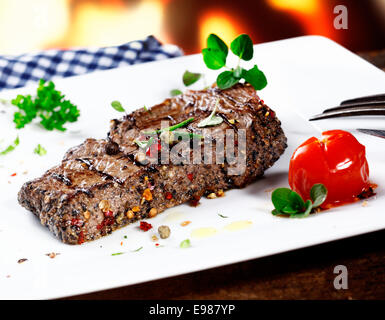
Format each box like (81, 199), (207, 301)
(271, 184), (327, 218)
(111, 252), (125, 256)
(170, 71), (204, 97)
(0, 136), (19, 156)
(34, 144), (47, 156)
(12, 79), (80, 131)
(134, 137), (154, 150)
(143, 117), (195, 135)
(197, 98), (223, 128)
(180, 239), (191, 248)
(111, 100), (125, 112)
(202, 34), (267, 91)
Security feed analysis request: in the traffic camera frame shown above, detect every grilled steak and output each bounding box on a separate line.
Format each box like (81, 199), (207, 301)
(18, 83), (287, 244)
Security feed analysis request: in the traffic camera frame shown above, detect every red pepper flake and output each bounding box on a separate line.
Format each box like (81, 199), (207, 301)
(104, 210), (114, 218)
(187, 173), (193, 182)
(71, 218), (84, 227)
(97, 216), (115, 230)
(165, 192), (173, 200)
(139, 221), (152, 231)
(77, 231), (85, 244)
(10, 173), (16, 177)
(190, 195), (201, 207)
(146, 140), (161, 157)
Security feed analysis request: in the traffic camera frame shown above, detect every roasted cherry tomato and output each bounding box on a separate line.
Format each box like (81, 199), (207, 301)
(288, 130), (369, 208)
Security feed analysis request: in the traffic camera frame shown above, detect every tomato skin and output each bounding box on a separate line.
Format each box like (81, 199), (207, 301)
(288, 130), (369, 208)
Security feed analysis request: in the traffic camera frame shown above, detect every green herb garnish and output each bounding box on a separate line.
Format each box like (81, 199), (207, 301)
(172, 131), (203, 140)
(0, 136), (19, 156)
(170, 89), (183, 97)
(218, 213), (228, 218)
(132, 246), (143, 252)
(271, 184), (327, 218)
(12, 79), (80, 131)
(144, 117), (195, 135)
(197, 99), (223, 128)
(111, 252), (125, 256)
(134, 136), (154, 150)
(183, 70), (202, 86)
(202, 34), (267, 91)
(34, 144), (47, 156)
(111, 100), (125, 113)
(202, 34), (228, 70)
(180, 239), (191, 248)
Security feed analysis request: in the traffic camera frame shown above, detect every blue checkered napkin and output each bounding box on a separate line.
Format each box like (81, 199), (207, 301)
(0, 36), (183, 91)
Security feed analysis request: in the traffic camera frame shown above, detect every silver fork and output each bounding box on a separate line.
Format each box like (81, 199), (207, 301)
(309, 93), (385, 121)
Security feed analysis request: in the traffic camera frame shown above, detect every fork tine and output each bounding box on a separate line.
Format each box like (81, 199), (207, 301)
(309, 106), (385, 121)
(323, 102), (385, 113)
(341, 93), (385, 105)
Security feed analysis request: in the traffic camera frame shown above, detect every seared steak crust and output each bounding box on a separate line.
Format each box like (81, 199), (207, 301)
(18, 84), (287, 244)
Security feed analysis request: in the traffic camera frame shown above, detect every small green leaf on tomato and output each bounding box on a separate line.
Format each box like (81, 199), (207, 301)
(310, 183), (328, 208)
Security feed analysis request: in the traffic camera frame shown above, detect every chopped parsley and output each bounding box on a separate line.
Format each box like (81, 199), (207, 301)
(180, 239), (191, 248)
(12, 79), (80, 131)
(34, 144), (47, 156)
(0, 136), (19, 156)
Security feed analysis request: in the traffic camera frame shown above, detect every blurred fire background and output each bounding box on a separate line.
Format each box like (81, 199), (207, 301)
(0, 0), (384, 55)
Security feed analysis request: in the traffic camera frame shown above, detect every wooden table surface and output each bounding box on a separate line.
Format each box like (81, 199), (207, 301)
(67, 50), (385, 300)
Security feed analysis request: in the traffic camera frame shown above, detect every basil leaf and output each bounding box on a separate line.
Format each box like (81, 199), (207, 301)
(291, 200), (312, 218)
(271, 188), (305, 215)
(216, 71), (240, 89)
(202, 48), (227, 70)
(310, 183), (328, 208)
(170, 89), (183, 97)
(197, 99), (223, 127)
(242, 65), (267, 90)
(230, 34), (253, 61)
(180, 239), (191, 248)
(288, 190), (305, 211)
(0, 136), (19, 156)
(111, 100), (125, 112)
(202, 33), (229, 69)
(271, 188), (292, 212)
(207, 34), (228, 56)
(183, 71), (202, 87)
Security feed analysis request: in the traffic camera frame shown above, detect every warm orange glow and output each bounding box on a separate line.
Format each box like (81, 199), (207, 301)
(70, 1), (167, 48)
(268, 0), (319, 14)
(267, 0), (337, 40)
(0, 0), (69, 54)
(199, 11), (244, 49)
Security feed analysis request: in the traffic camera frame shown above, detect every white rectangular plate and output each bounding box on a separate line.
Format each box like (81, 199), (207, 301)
(0, 36), (384, 299)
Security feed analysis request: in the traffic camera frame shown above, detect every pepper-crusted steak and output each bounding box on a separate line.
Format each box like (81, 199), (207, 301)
(18, 84), (287, 244)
